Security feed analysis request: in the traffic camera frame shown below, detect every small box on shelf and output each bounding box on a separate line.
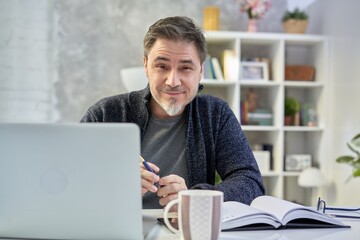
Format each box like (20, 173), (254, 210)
(285, 65), (315, 81)
(253, 151), (270, 173)
(285, 154), (312, 171)
(252, 143), (274, 173)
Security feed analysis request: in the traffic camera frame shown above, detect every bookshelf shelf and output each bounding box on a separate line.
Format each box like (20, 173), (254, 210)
(239, 81), (280, 87)
(284, 81), (324, 88)
(200, 79), (236, 86)
(262, 172), (281, 177)
(242, 126), (279, 131)
(204, 31), (328, 204)
(283, 126), (324, 132)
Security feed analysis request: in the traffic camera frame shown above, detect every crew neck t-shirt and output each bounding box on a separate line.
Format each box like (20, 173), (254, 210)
(141, 113), (188, 209)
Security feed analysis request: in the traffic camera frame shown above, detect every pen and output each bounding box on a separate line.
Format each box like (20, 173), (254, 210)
(140, 156), (159, 188)
(140, 156), (155, 173)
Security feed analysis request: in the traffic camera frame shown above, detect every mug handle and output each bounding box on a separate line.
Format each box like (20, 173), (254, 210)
(163, 199), (179, 234)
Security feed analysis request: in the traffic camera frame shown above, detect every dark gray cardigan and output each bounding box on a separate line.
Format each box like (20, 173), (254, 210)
(81, 87), (264, 204)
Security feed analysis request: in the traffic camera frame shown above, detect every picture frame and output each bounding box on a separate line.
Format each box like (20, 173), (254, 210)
(240, 61), (269, 81)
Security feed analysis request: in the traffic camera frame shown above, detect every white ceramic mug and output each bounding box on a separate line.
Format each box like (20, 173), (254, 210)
(163, 190), (223, 240)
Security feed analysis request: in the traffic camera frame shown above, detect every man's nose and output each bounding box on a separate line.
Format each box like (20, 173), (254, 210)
(165, 69), (181, 87)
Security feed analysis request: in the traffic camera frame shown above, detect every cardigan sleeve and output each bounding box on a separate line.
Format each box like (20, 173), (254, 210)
(191, 103), (265, 205)
(80, 108), (100, 122)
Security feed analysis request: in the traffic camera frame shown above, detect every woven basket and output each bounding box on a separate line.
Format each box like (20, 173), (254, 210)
(283, 19), (308, 34)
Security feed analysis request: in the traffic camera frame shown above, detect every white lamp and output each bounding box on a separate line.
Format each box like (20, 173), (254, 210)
(298, 167), (326, 187)
(298, 167), (326, 206)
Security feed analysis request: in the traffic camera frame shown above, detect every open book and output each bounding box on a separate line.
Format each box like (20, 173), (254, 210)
(222, 195), (350, 231)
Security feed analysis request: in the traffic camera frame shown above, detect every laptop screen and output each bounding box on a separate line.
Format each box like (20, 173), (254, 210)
(0, 123), (142, 240)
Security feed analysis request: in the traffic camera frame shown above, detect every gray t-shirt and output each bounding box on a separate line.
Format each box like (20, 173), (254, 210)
(141, 113), (188, 209)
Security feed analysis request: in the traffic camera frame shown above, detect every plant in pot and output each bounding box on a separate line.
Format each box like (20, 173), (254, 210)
(282, 8), (309, 34)
(284, 97), (300, 125)
(336, 133), (360, 182)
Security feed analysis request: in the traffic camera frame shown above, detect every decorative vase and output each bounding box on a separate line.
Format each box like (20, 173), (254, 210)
(284, 115), (294, 126)
(203, 6), (220, 31)
(247, 19), (258, 32)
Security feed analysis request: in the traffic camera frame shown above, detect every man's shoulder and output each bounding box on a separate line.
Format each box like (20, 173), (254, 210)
(194, 94), (229, 109)
(82, 89), (148, 122)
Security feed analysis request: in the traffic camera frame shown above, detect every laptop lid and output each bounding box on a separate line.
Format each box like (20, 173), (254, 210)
(0, 123), (142, 240)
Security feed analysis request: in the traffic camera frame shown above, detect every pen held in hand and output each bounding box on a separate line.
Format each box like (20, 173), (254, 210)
(140, 156), (160, 188)
(140, 156), (155, 173)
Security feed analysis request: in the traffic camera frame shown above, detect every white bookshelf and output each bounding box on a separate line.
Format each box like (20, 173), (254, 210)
(202, 31), (328, 204)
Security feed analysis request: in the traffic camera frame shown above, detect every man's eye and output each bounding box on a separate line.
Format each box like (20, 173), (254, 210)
(182, 66), (193, 70)
(156, 65), (166, 69)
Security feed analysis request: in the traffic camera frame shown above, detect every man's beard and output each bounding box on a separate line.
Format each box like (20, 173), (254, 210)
(150, 84), (197, 117)
(155, 97), (183, 116)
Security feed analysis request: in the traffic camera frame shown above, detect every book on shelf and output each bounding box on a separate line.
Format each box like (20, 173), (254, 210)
(211, 57), (224, 81)
(203, 55), (216, 80)
(221, 49), (237, 81)
(247, 109), (273, 126)
(221, 195), (349, 231)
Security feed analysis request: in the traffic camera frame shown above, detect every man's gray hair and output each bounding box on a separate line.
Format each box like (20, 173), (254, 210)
(143, 16), (207, 63)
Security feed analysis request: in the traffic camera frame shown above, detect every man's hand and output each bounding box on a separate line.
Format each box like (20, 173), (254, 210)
(140, 162), (160, 196)
(157, 174), (188, 207)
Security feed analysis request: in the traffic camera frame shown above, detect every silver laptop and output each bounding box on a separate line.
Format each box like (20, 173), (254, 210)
(0, 123), (142, 240)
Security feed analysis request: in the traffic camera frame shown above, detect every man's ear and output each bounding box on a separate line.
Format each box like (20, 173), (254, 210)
(143, 56), (148, 77)
(199, 63), (204, 79)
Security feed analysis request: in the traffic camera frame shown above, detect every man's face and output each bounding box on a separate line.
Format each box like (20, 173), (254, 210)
(144, 38), (203, 119)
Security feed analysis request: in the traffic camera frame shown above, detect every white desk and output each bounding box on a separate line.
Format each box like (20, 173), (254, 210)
(143, 210), (360, 240)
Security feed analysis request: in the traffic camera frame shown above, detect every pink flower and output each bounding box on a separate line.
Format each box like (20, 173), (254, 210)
(238, 0), (271, 19)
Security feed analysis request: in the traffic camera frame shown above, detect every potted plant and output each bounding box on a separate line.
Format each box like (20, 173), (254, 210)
(282, 8), (309, 34)
(284, 97), (300, 125)
(336, 133), (360, 182)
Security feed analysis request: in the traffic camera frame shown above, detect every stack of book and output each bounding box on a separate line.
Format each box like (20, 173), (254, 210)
(241, 104), (273, 126)
(203, 55), (224, 80)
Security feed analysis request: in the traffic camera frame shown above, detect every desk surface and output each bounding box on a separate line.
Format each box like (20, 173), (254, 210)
(143, 210), (360, 240)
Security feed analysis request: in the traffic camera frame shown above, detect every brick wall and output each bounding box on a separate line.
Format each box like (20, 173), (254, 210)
(0, 0), (54, 123)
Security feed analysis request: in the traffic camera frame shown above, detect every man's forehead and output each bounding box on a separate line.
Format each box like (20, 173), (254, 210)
(148, 39), (200, 62)
(153, 56), (195, 64)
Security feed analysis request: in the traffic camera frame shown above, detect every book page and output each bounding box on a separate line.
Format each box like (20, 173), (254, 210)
(222, 201), (281, 230)
(251, 196), (310, 222)
(251, 196), (347, 227)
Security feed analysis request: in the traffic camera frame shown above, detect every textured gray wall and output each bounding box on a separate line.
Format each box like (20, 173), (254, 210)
(53, 0), (287, 122)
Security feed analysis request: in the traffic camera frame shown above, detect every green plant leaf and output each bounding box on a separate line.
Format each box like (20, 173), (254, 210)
(352, 157), (360, 168)
(215, 170), (222, 184)
(350, 133), (360, 153)
(284, 97), (300, 116)
(336, 155), (355, 163)
(351, 133), (360, 142)
(282, 8), (309, 22)
(337, 133), (360, 182)
(346, 142), (359, 155)
(353, 168), (360, 177)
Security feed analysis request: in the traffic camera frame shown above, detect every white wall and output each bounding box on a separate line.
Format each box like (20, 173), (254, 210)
(311, 0), (360, 205)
